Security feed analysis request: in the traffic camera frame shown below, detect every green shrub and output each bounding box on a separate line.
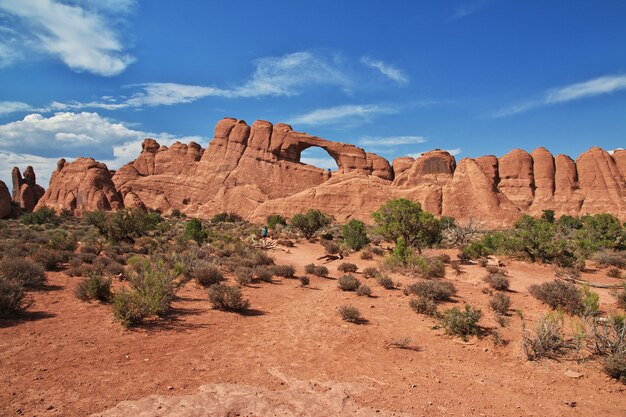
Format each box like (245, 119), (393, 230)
(75, 275), (112, 302)
(342, 219), (370, 251)
(604, 353), (626, 383)
(130, 263), (175, 317)
(192, 263), (224, 287)
(299, 276), (310, 287)
(376, 275), (395, 289)
(522, 313), (566, 360)
(581, 286), (600, 317)
(489, 293), (511, 316)
(440, 304), (482, 339)
(267, 214), (287, 229)
(112, 289), (149, 327)
(461, 241), (491, 261)
(210, 212), (242, 223)
(528, 280), (583, 315)
(404, 280), (456, 301)
(183, 218), (208, 244)
(338, 305), (361, 323)
(484, 273), (510, 291)
(0, 258), (45, 287)
(337, 262), (358, 273)
(409, 296), (438, 317)
(594, 250), (626, 269)
(338, 274), (361, 291)
(208, 284), (250, 312)
(304, 263), (328, 277)
(290, 209), (333, 238)
(20, 207), (58, 225)
(0, 278), (30, 318)
(356, 284), (372, 297)
(271, 264), (296, 278)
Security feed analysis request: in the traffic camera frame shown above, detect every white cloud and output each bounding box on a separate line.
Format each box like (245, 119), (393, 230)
(0, 0), (134, 76)
(287, 104), (394, 126)
(360, 135), (426, 146)
(450, 0), (493, 21)
(493, 74), (626, 117)
(125, 83), (230, 106)
(360, 57), (408, 84)
(0, 150), (63, 187)
(0, 101), (32, 115)
(0, 112), (205, 185)
(300, 157), (338, 170)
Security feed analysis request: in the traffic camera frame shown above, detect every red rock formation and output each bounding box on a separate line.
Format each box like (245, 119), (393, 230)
(35, 158), (123, 215)
(11, 166), (45, 212)
(36, 117), (626, 227)
(0, 181), (11, 219)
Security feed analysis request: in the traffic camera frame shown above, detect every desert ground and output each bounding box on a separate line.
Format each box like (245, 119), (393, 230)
(1, 237), (625, 417)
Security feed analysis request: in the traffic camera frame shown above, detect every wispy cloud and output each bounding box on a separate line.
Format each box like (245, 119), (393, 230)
(287, 104), (395, 126)
(0, 0), (134, 76)
(360, 56), (408, 84)
(492, 73), (626, 117)
(300, 156), (338, 170)
(360, 135), (426, 146)
(0, 101), (32, 116)
(450, 0), (493, 21)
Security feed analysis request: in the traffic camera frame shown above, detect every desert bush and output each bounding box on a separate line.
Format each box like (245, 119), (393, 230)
(112, 289), (149, 327)
(438, 254), (451, 264)
(440, 304), (482, 339)
(409, 296), (438, 317)
(299, 276), (310, 287)
(210, 212), (242, 223)
(277, 239), (294, 247)
(337, 262), (358, 273)
(404, 280), (456, 302)
(362, 267), (380, 279)
(0, 278), (30, 318)
(338, 274), (361, 291)
(321, 240), (341, 255)
(615, 286), (626, 309)
(20, 207), (58, 225)
(588, 314), (626, 358)
(251, 266), (272, 283)
(183, 218), (208, 244)
(376, 275), (395, 289)
(581, 286), (601, 317)
(47, 230), (77, 251)
(271, 264), (296, 278)
(528, 280), (583, 315)
(338, 305), (361, 323)
(489, 293), (511, 316)
(267, 214), (287, 229)
(192, 263), (224, 287)
(484, 273), (510, 291)
(235, 267), (254, 286)
(593, 250), (626, 269)
(604, 353), (626, 384)
(485, 265), (502, 274)
(304, 263), (328, 277)
(75, 275), (112, 302)
(31, 248), (67, 270)
(0, 258), (45, 287)
(130, 263), (175, 317)
(360, 248), (373, 260)
(342, 219), (369, 251)
(290, 209), (333, 238)
(522, 313), (566, 360)
(608, 267), (621, 278)
(356, 284), (372, 297)
(208, 284), (250, 312)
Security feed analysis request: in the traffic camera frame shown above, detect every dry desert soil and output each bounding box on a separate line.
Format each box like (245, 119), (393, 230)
(1, 242), (625, 417)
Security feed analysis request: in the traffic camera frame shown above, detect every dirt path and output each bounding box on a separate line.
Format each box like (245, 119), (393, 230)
(1, 243), (624, 416)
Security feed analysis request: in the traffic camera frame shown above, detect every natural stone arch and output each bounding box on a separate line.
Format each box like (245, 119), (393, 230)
(292, 143), (341, 172)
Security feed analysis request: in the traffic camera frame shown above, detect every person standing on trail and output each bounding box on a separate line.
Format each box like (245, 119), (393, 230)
(261, 226), (269, 239)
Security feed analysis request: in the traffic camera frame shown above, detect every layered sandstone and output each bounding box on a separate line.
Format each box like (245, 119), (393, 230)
(0, 181), (11, 219)
(12, 166), (45, 212)
(35, 117), (626, 227)
(35, 158), (123, 215)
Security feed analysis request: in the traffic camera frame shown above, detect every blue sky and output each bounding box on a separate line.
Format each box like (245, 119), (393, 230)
(0, 0), (625, 185)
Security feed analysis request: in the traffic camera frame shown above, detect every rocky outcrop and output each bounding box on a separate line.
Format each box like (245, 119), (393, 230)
(11, 166), (45, 212)
(0, 181), (11, 219)
(35, 158), (123, 215)
(36, 117), (626, 227)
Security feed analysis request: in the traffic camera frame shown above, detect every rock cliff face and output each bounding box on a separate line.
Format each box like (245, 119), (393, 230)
(12, 166), (45, 212)
(0, 181), (11, 219)
(35, 117), (626, 228)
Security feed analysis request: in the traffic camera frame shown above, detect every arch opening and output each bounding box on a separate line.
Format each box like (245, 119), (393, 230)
(299, 146), (339, 171)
